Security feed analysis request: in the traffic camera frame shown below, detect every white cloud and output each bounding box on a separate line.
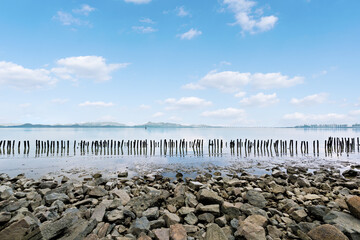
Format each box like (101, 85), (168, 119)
(201, 108), (245, 119)
(184, 70), (302, 92)
(220, 61), (232, 66)
(178, 28), (202, 40)
(234, 91), (246, 98)
(139, 104), (151, 109)
(177, 6), (190, 17)
(240, 92), (279, 107)
(224, 0), (278, 34)
(124, 0), (151, 4)
(132, 26), (157, 33)
(251, 73), (304, 89)
(163, 97), (212, 110)
(79, 101), (115, 107)
(283, 112), (348, 123)
(139, 17), (155, 24)
(53, 11), (88, 26)
(72, 4), (95, 16)
(52, 56), (129, 82)
(152, 112), (164, 117)
(290, 93), (328, 106)
(0, 61), (57, 90)
(52, 98), (69, 104)
(349, 109), (360, 116)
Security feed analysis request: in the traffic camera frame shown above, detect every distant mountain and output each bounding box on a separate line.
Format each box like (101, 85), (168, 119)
(0, 122), (218, 128)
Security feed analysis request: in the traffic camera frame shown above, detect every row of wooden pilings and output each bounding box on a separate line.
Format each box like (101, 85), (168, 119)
(0, 137), (359, 157)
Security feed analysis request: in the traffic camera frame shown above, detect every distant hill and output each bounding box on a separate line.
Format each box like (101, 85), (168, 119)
(0, 122), (217, 128)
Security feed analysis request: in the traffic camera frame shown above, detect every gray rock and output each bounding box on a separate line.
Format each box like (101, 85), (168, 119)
(39, 181), (58, 189)
(240, 203), (267, 217)
(198, 213), (215, 223)
(40, 212), (79, 240)
(88, 186), (108, 197)
(245, 190), (267, 208)
(0, 185), (13, 200)
(163, 211), (181, 227)
(58, 219), (97, 240)
(107, 209), (124, 222)
(44, 193), (69, 205)
(0, 216), (40, 240)
(324, 211), (360, 239)
(91, 203), (106, 222)
(307, 205), (329, 220)
(205, 223), (227, 240)
(198, 204), (220, 215)
(142, 207), (159, 220)
(0, 212), (11, 223)
(297, 178), (311, 188)
(149, 219), (166, 229)
(130, 217), (150, 236)
(111, 188), (130, 205)
(184, 212), (198, 225)
(197, 189), (224, 205)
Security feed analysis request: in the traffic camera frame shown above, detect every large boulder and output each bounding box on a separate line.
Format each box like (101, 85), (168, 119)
(323, 211), (360, 239)
(245, 190), (267, 208)
(308, 224), (349, 240)
(346, 196), (360, 219)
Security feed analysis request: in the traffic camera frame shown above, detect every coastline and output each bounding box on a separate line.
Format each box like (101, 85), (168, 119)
(0, 166), (359, 239)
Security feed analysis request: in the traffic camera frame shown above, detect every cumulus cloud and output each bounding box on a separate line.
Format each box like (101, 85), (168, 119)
(79, 101), (115, 107)
(201, 108), (246, 119)
(52, 56), (129, 82)
(234, 91), (246, 98)
(177, 6), (190, 17)
(124, 0), (151, 4)
(184, 70), (303, 92)
(163, 97), (212, 110)
(132, 26), (157, 33)
(283, 112), (348, 124)
(290, 93), (328, 106)
(251, 73), (304, 89)
(72, 4), (95, 16)
(223, 0), (278, 34)
(0, 61), (57, 90)
(178, 28), (202, 40)
(239, 92), (279, 107)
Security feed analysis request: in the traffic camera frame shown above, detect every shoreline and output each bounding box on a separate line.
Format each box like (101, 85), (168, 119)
(0, 166), (360, 239)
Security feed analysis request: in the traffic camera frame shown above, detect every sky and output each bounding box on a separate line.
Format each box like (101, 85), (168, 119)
(0, 0), (359, 127)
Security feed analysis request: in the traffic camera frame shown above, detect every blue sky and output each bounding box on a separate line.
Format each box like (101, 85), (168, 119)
(0, 0), (359, 126)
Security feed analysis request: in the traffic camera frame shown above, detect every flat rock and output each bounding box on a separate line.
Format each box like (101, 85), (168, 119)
(308, 224), (349, 240)
(40, 212), (79, 240)
(197, 189), (224, 205)
(44, 193), (69, 205)
(91, 203), (106, 222)
(244, 215), (268, 228)
(112, 189), (130, 205)
(107, 209), (124, 222)
(143, 207), (159, 220)
(198, 204), (220, 214)
(88, 187), (108, 197)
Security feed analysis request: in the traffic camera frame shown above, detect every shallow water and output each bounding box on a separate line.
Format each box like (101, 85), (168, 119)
(0, 127), (359, 178)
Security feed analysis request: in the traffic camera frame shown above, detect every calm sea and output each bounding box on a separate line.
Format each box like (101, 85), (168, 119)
(0, 127), (359, 178)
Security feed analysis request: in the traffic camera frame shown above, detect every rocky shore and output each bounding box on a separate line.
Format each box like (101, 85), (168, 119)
(0, 166), (360, 240)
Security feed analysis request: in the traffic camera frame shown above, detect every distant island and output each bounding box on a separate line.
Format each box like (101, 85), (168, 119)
(0, 122), (217, 128)
(294, 124), (360, 129)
